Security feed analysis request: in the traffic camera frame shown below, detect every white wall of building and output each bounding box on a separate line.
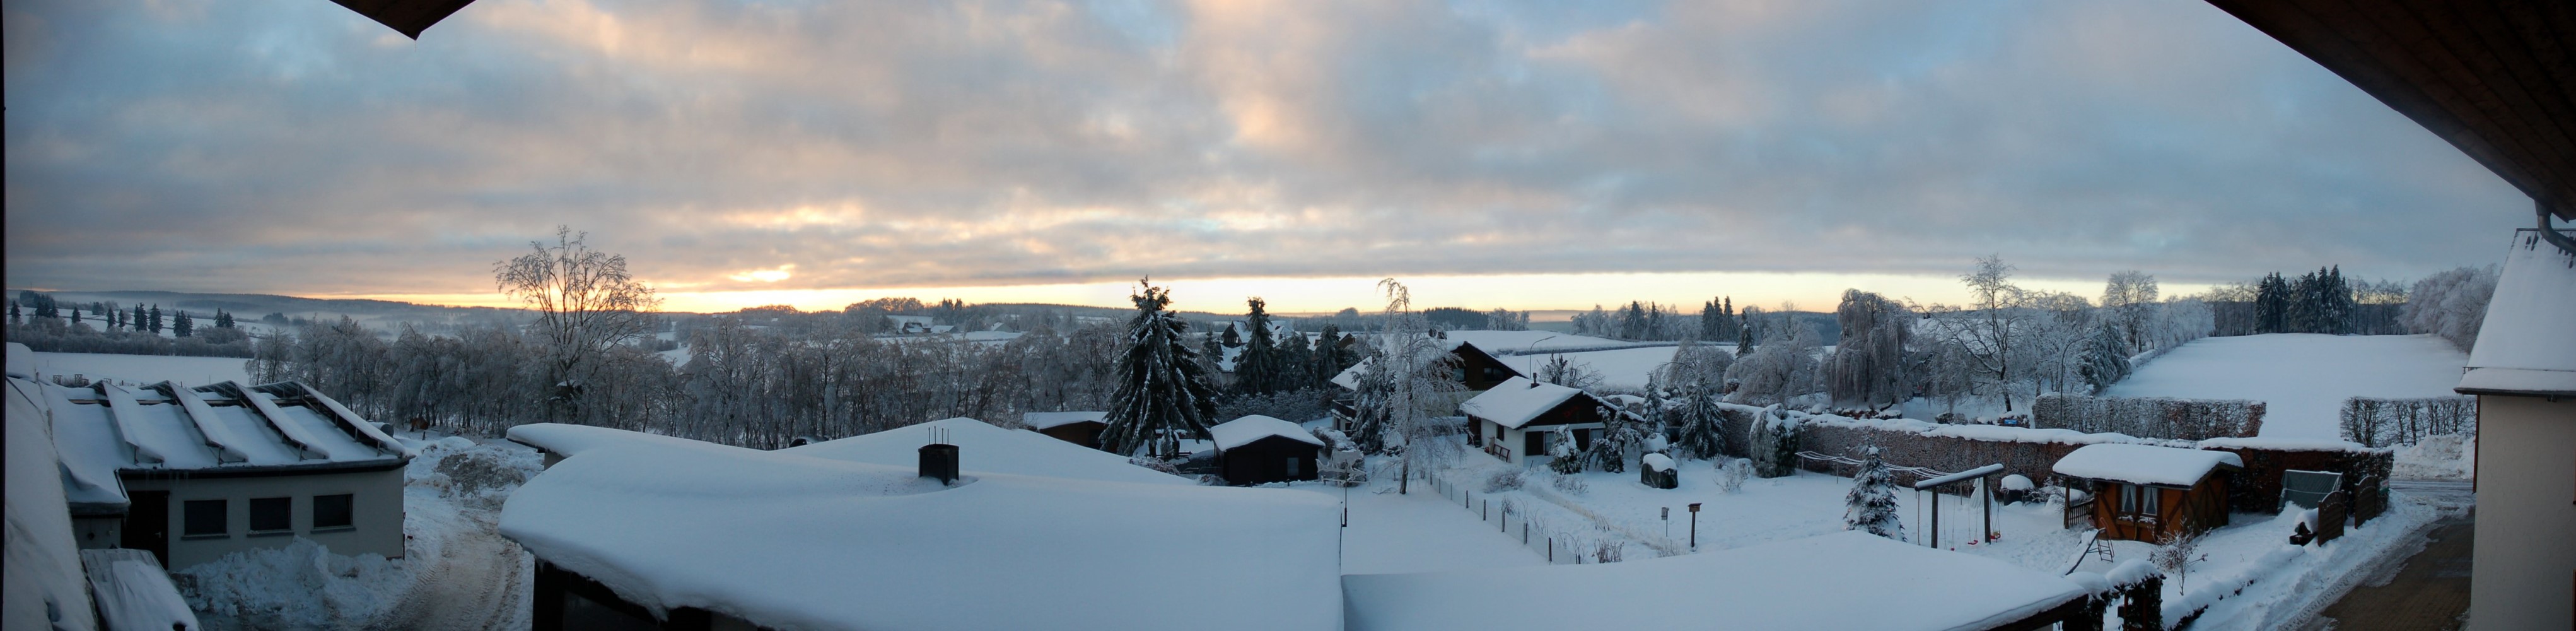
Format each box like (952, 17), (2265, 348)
(2468, 394), (2574, 630)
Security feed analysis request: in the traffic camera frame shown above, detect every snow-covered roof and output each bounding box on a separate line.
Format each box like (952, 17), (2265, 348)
(783, 417), (1191, 486)
(2053, 444), (2243, 488)
(1021, 410), (1107, 430)
(44, 380), (410, 511)
(4, 342), (31, 379)
(1209, 415), (1325, 451)
(6, 378), (98, 631)
(1342, 531), (2088, 631)
(2457, 229), (2576, 396)
(507, 423), (711, 458)
(500, 437), (1340, 631)
(1459, 377), (1594, 429)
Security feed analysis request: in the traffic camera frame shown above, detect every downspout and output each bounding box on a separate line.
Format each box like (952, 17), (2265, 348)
(2539, 198), (2576, 256)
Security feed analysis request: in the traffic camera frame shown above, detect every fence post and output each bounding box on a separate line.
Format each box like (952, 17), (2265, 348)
(1547, 538), (1553, 563)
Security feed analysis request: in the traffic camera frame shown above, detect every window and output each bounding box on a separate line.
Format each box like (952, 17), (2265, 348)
(1286, 457), (1302, 477)
(313, 494), (354, 530)
(183, 500), (228, 538)
(249, 497), (292, 533)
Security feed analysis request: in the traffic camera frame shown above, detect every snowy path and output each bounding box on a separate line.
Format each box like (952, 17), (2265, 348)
(371, 510), (529, 631)
(2104, 334), (2466, 440)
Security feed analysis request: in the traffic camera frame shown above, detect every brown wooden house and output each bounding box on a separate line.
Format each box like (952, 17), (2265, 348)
(2053, 444), (2242, 542)
(1209, 415), (1327, 485)
(1460, 377), (1614, 467)
(1022, 411), (1109, 450)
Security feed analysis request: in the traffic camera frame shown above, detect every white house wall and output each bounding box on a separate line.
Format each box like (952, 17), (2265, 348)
(118, 466), (405, 569)
(2468, 394), (2574, 630)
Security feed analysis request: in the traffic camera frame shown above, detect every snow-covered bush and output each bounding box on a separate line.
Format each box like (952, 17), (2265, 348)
(1747, 407), (1802, 478)
(1483, 467), (1527, 493)
(1546, 427), (1583, 475)
(1843, 446), (1904, 540)
(2030, 394), (2263, 440)
(1713, 458), (1752, 493)
(1592, 539), (1625, 563)
(1549, 471), (1590, 495)
(2150, 526), (2205, 593)
(2404, 265), (2498, 353)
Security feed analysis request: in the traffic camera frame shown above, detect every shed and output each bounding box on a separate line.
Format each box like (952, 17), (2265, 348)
(1022, 411), (1109, 449)
(2053, 444), (2242, 542)
(1210, 415), (1327, 485)
(36, 377), (413, 569)
(1459, 377), (1612, 467)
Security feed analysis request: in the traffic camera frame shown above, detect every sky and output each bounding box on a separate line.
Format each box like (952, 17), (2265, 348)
(1, 0), (2532, 315)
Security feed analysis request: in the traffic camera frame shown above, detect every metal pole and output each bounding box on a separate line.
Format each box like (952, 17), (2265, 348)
(1931, 489), (1940, 549)
(1981, 477), (1992, 543)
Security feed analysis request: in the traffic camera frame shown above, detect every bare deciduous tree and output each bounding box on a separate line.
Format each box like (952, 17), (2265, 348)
(495, 226), (662, 421)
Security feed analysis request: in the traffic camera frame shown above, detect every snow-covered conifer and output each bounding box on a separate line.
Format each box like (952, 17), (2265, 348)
(1843, 445), (1904, 540)
(1100, 280), (1221, 459)
(1674, 377), (1727, 459)
(2077, 320), (2131, 394)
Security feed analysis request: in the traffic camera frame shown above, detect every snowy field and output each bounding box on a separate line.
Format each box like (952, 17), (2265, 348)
(1283, 476), (1546, 574)
(27, 351), (252, 386)
(2102, 334), (2466, 440)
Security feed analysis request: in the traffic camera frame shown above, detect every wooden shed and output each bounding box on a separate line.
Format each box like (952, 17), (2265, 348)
(2053, 444), (2242, 543)
(1022, 411), (1109, 450)
(1209, 415), (1326, 485)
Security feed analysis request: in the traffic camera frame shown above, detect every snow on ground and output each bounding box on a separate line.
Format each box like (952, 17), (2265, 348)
(1415, 434), (2451, 630)
(177, 436), (539, 630)
(2102, 334), (2467, 440)
(1278, 466), (1545, 575)
(1532, 345), (1681, 391)
(28, 351), (252, 385)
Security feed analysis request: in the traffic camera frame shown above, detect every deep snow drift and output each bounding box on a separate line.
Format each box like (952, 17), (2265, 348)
(2102, 334), (2466, 440)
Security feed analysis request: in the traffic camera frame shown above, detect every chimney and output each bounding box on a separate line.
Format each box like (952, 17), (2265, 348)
(918, 426), (959, 485)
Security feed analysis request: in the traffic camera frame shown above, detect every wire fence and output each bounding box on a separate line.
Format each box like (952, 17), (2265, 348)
(1422, 471), (1632, 565)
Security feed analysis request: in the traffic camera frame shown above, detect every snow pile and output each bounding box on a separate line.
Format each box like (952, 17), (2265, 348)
(176, 538), (412, 628)
(501, 439), (1341, 631)
(1343, 531), (2087, 630)
(783, 417), (1190, 485)
(1459, 377), (1588, 428)
(2392, 432), (2476, 480)
(1641, 452), (1674, 472)
(506, 423), (710, 458)
(1209, 415), (1326, 451)
(2052, 444), (2242, 487)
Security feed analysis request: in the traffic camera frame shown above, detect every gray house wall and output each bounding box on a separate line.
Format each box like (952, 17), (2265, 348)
(93, 465), (407, 569)
(2468, 394), (2575, 630)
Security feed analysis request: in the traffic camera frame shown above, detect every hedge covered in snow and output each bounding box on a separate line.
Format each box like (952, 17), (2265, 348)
(2338, 396), (2476, 448)
(2029, 394), (2264, 440)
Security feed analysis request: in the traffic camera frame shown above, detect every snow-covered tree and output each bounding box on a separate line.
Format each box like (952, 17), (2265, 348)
(1725, 318), (1820, 406)
(2102, 271), (2159, 353)
(1100, 280), (1222, 459)
(1918, 256), (2038, 411)
(172, 310), (194, 338)
(1584, 404), (1646, 473)
(2404, 265), (2499, 353)
(1354, 279), (1463, 493)
(1825, 290), (1909, 411)
(1747, 406), (1802, 478)
(2077, 320), (2132, 394)
(1236, 297), (1283, 395)
(1547, 425), (1583, 475)
(1843, 445), (1904, 540)
(1674, 376), (1727, 459)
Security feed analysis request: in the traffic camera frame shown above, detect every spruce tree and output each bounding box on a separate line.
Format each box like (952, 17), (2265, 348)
(173, 310), (194, 338)
(7, 301), (19, 325)
(1844, 445), (1904, 540)
(1100, 280), (1221, 459)
(1238, 298), (1281, 394)
(1279, 325), (1314, 389)
(69, 306), (82, 324)
(148, 305), (164, 333)
(133, 305), (149, 333)
(1675, 377), (1727, 459)
(216, 309), (235, 329)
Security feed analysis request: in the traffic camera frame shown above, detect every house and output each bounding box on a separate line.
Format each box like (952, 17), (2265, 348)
(1460, 376), (1616, 466)
(37, 375), (414, 570)
(499, 422), (1338, 631)
(2452, 228), (2576, 629)
(1209, 415), (1325, 485)
(1022, 411), (1109, 449)
(2052, 444), (2240, 542)
(1343, 531), (2097, 630)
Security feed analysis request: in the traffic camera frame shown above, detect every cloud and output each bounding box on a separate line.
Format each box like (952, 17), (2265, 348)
(1, 0), (2528, 306)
